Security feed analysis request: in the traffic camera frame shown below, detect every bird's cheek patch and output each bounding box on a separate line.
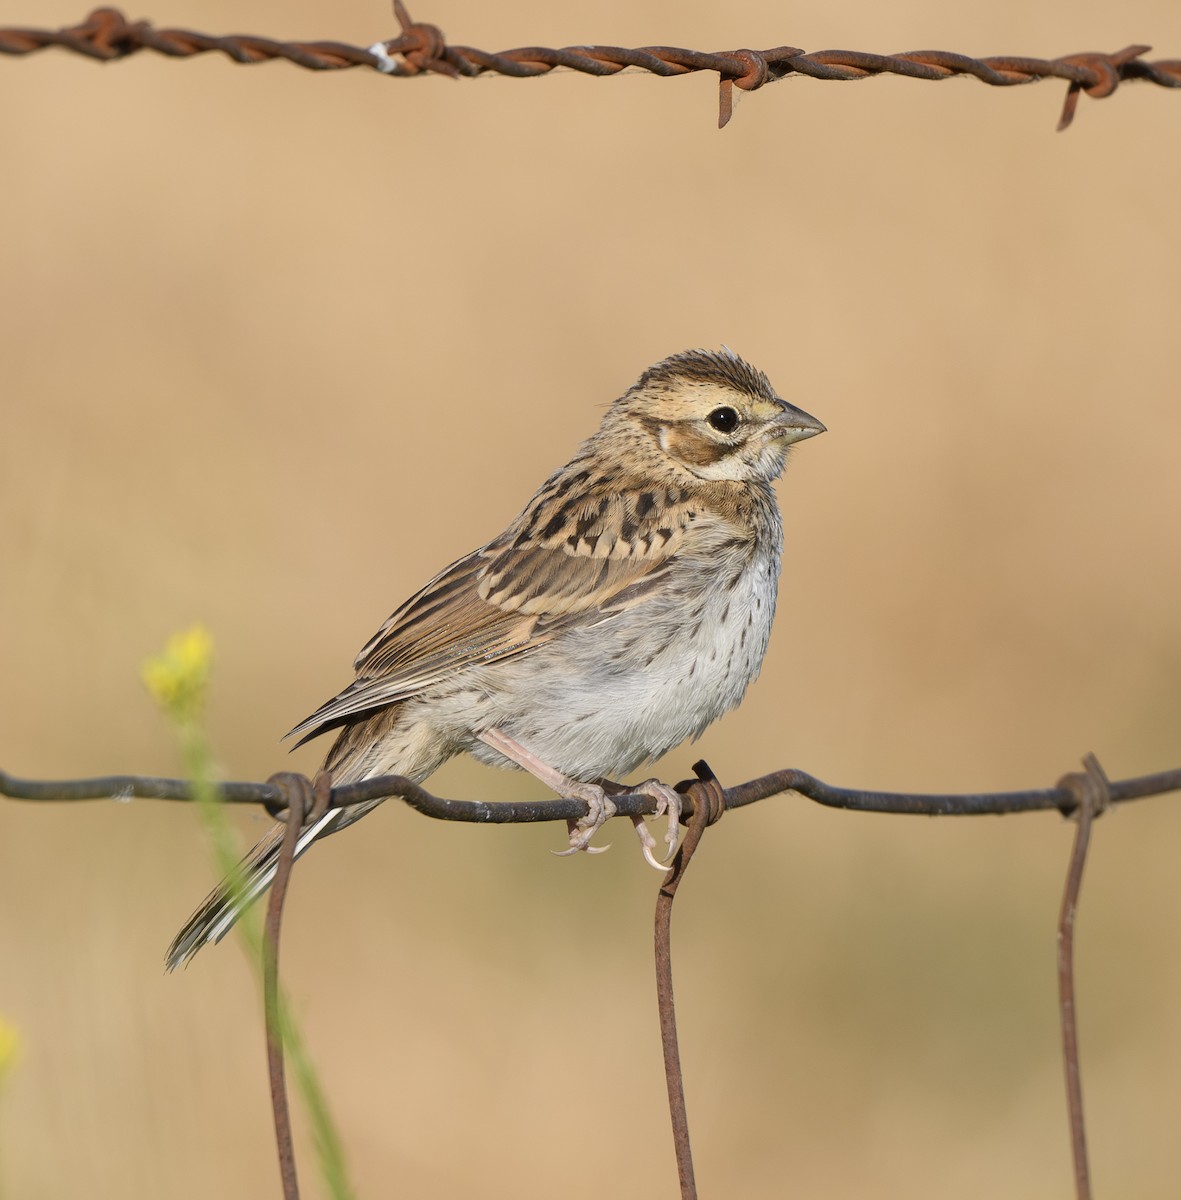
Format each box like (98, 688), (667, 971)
(661, 424), (734, 469)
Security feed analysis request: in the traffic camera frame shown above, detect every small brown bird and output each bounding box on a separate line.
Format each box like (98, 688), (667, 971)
(167, 348), (824, 967)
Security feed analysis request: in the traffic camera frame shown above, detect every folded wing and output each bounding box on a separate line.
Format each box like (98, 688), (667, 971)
(286, 481), (695, 746)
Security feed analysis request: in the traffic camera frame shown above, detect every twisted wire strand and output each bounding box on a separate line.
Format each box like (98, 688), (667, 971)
(1, 7), (1178, 128)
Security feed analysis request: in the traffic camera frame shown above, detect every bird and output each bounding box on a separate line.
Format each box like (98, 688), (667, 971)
(166, 348), (825, 968)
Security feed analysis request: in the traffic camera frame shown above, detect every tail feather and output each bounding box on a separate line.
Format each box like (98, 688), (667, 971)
(167, 711), (400, 970)
(165, 805), (352, 970)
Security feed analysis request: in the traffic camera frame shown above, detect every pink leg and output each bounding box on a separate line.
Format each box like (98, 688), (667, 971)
(478, 729), (681, 870)
(478, 728), (616, 855)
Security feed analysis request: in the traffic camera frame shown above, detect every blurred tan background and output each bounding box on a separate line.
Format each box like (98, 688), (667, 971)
(2, 1), (1180, 1196)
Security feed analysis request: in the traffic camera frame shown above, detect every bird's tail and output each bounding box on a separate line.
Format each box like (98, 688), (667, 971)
(164, 799), (382, 970)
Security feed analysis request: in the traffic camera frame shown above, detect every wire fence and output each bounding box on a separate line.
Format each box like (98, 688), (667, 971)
(3, 756), (1180, 1200)
(2, 5), (1179, 127)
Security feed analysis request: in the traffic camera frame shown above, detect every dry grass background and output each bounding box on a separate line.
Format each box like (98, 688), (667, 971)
(1, 0), (1180, 1196)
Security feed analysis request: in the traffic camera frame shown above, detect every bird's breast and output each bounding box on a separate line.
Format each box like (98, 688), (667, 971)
(469, 530), (783, 781)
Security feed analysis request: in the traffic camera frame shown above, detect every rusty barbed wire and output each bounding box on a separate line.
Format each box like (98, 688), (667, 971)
(1, 5), (1178, 128)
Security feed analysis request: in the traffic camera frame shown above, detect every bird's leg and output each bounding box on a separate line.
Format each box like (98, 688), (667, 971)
(477, 730), (682, 868)
(478, 728), (615, 855)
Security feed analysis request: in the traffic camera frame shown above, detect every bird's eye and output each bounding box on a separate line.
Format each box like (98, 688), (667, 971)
(706, 406), (740, 434)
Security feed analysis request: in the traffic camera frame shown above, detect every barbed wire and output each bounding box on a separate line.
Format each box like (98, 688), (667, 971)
(2, 5), (1178, 128)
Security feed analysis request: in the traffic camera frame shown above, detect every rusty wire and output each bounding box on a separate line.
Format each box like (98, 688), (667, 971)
(263, 774), (311, 1200)
(1, 6), (1178, 128)
(4, 760), (1177, 819)
(654, 762), (727, 1200)
(262, 772), (331, 1200)
(1055, 754), (1112, 1200)
(3, 752), (1179, 1198)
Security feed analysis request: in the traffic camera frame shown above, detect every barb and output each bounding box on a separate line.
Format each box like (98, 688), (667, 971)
(654, 761), (727, 1200)
(1, 7), (1178, 128)
(2, 762), (1179, 820)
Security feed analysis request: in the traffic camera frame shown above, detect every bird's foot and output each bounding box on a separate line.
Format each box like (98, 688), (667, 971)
(628, 779), (683, 870)
(553, 780), (617, 857)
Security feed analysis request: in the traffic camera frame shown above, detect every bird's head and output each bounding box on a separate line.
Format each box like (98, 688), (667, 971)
(608, 348), (825, 483)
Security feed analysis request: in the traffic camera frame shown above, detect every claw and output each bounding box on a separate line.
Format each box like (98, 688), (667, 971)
(629, 814), (668, 872)
(558, 791), (617, 856)
(551, 842), (610, 857)
(632, 779), (683, 863)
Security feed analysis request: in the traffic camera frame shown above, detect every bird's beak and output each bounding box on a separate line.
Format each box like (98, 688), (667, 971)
(774, 401), (827, 444)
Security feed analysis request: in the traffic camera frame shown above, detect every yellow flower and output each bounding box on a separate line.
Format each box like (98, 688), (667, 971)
(141, 625), (214, 720)
(0, 1016), (21, 1080)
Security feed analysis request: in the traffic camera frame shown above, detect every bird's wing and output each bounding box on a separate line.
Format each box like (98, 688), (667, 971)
(286, 482), (706, 745)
